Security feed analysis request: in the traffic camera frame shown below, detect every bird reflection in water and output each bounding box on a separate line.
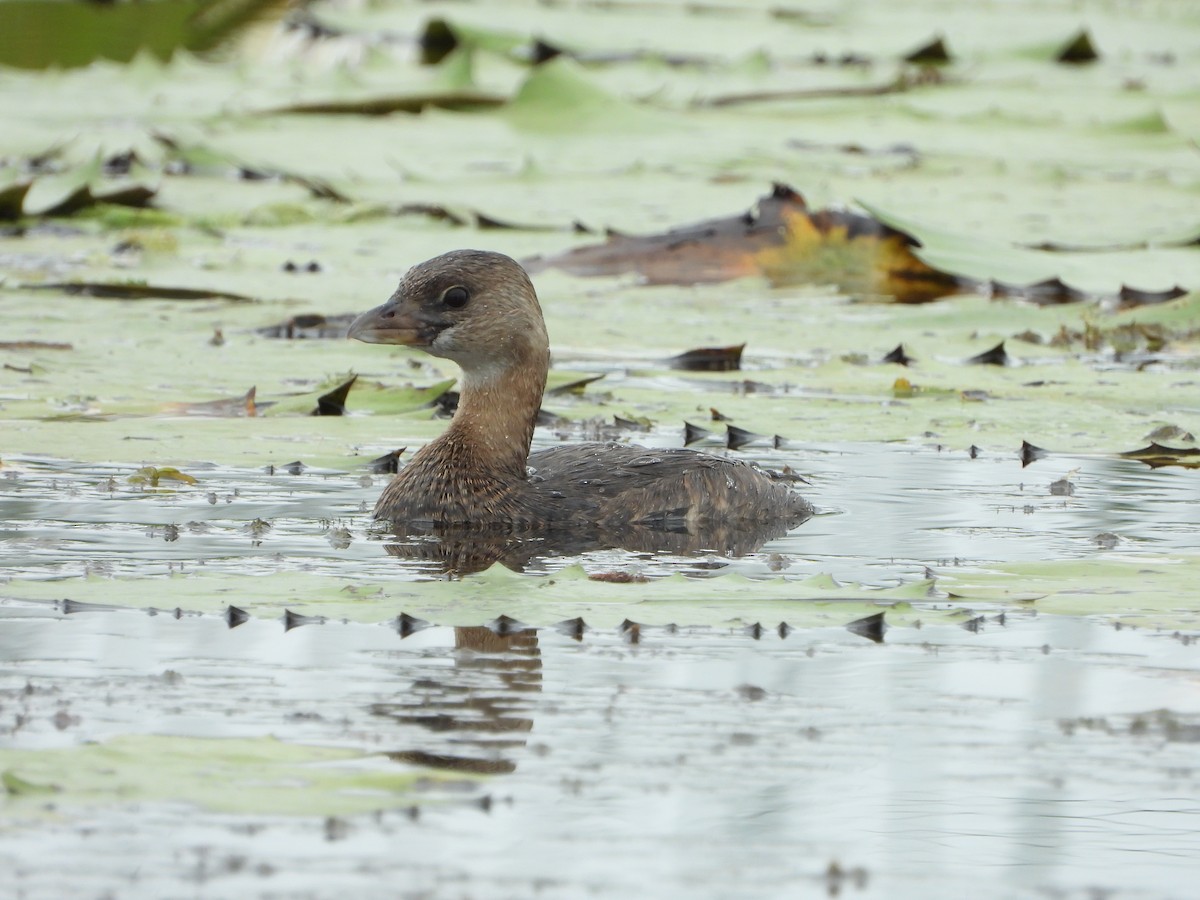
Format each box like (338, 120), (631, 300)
(372, 625), (542, 776)
(379, 516), (803, 576)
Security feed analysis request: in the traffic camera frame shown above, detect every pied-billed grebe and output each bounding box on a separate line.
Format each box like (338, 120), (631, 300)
(348, 249), (812, 532)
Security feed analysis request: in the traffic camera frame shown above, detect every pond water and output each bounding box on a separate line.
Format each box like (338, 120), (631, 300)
(3, 440), (1198, 897)
(2, 440), (1197, 584)
(1, 603), (1197, 899)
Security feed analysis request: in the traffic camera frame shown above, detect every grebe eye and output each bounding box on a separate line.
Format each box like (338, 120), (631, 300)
(442, 286), (469, 309)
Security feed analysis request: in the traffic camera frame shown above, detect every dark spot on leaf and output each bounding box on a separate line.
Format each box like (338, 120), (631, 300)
(530, 38), (564, 65)
(904, 35), (951, 66)
(1057, 29), (1099, 64)
(418, 18), (458, 65)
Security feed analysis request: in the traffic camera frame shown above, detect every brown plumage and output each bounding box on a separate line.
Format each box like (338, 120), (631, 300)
(348, 249), (813, 536)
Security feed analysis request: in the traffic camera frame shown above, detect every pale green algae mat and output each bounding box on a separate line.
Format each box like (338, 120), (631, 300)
(2, 1), (1200, 898)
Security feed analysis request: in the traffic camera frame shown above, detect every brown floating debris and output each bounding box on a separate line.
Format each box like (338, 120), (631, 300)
(881, 343), (913, 366)
(846, 611), (887, 643)
(588, 571), (649, 583)
(394, 612), (432, 638)
(1117, 284), (1187, 309)
(0, 340), (72, 351)
(667, 343), (745, 372)
(1118, 443), (1200, 469)
(1056, 29), (1099, 64)
(224, 605), (250, 629)
(744, 622), (765, 640)
(966, 341), (1010, 366)
(387, 750), (515, 776)
(523, 183), (963, 303)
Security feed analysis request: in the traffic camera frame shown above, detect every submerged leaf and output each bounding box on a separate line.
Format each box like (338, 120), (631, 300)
(163, 386), (258, 417)
(128, 466), (199, 487)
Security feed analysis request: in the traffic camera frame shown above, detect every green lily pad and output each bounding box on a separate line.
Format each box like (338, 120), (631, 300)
(0, 734), (469, 818)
